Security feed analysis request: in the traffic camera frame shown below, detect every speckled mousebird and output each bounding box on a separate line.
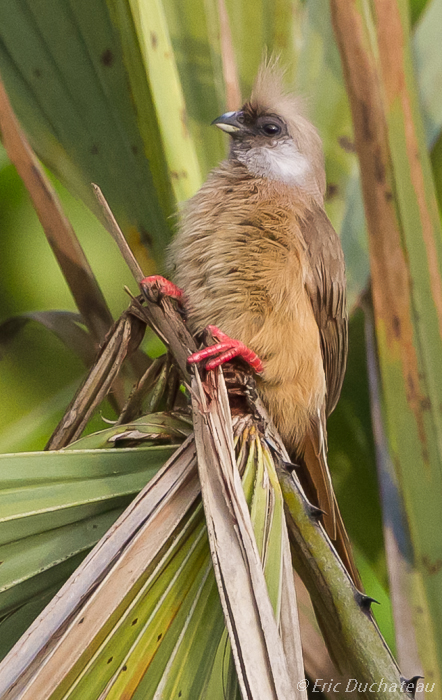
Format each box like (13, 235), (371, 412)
(144, 62), (359, 587)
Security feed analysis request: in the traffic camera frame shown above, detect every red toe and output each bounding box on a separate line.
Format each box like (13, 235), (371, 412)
(140, 275), (183, 301)
(187, 326), (263, 374)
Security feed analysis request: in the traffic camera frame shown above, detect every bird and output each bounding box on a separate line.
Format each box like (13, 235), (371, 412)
(147, 61), (359, 587)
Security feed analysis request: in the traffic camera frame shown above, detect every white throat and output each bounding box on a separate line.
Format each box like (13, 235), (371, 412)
(236, 140), (310, 186)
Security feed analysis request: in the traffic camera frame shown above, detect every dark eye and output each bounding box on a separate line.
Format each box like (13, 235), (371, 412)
(262, 123), (281, 136)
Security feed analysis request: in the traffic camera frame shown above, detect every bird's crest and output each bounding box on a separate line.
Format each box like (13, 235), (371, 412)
(245, 58), (303, 124)
(242, 57), (326, 200)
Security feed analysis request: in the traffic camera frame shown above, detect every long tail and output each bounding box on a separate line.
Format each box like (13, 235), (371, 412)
(299, 415), (362, 590)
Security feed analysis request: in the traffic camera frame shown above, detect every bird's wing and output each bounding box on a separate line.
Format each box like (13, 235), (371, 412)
(300, 204), (348, 417)
(297, 203), (349, 558)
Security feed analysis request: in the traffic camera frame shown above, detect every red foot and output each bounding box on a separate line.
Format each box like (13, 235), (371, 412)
(188, 325), (263, 373)
(140, 275), (183, 302)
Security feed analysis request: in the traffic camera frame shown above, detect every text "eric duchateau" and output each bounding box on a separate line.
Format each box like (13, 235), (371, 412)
(310, 679), (435, 693)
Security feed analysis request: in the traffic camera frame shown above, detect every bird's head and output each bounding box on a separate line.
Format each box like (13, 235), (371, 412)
(213, 62), (325, 202)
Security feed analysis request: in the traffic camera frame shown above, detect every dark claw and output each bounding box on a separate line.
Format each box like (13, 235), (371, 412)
(282, 459), (300, 471)
(141, 286), (161, 305)
(307, 503), (327, 520)
(400, 676), (424, 699)
(355, 591), (380, 611)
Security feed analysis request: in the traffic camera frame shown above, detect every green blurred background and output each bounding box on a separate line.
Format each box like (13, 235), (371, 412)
(1, 0), (442, 678)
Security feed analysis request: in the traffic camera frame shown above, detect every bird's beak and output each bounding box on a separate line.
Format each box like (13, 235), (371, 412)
(211, 111), (244, 133)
